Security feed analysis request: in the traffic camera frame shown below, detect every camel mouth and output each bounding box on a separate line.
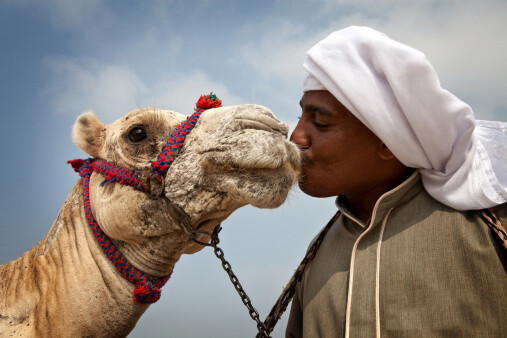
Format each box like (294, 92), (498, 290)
(198, 137), (299, 173)
(194, 212), (230, 231)
(286, 141), (303, 174)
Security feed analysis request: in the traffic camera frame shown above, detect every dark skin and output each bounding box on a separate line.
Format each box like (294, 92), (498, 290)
(290, 90), (413, 223)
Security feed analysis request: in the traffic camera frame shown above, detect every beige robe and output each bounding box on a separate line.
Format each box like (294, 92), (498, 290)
(286, 172), (506, 337)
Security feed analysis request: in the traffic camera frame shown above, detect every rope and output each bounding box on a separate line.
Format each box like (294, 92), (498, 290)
(69, 158), (146, 191)
(69, 159), (171, 304)
(151, 93), (222, 179)
(68, 93), (222, 304)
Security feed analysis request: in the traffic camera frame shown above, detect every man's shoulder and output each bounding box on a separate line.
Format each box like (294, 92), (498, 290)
(306, 211), (342, 251)
(406, 194), (506, 250)
(405, 186), (506, 225)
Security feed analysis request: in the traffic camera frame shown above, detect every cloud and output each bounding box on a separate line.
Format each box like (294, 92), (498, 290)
(238, 22), (311, 85)
(232, 21), (340, 121)
(43, 57), (148, 120)
(47, 0), (107, 30)
(147, 70), (245, 114)
(3, 0), (109, 33)
(43, 56), (244, 122)
(238, 0), (507, 120)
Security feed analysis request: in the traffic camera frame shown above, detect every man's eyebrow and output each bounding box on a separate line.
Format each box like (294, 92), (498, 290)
(301, 103), (335, 117)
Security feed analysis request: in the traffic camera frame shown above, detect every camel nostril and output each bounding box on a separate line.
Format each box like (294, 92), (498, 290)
(232, 118), (286, 135)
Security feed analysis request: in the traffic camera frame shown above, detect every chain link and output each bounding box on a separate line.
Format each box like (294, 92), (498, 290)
(206, 226), (271, 337)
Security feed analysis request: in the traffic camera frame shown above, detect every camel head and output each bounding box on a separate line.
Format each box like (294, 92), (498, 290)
(72, 103), (300, 277)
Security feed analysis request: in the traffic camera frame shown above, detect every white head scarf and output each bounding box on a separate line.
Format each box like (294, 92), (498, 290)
(303, 26), (506, 210)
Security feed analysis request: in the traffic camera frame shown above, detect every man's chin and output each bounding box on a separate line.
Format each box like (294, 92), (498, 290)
(298, 180), (331, 198)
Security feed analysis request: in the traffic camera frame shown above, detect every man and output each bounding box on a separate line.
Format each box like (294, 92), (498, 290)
(286, 26), (506, 337)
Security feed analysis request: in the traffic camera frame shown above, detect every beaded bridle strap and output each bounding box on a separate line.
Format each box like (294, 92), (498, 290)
(68, 93), (222, 304)
(151, 94), (222, 180)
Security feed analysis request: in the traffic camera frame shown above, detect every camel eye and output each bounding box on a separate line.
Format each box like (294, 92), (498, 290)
(129, 127), (147, 142)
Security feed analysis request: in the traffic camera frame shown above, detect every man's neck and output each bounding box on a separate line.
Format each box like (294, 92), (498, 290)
(347, 168), (416, 223)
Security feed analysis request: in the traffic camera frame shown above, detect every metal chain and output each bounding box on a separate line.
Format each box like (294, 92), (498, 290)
(196, 226), (271, 337)
(194, 211), (340, 337)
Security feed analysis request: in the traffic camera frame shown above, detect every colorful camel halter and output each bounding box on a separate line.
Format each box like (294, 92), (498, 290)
(68, 93), (222, 304)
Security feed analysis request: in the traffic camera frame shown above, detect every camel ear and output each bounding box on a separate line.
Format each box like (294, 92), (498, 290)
(72, 111), (106, 158)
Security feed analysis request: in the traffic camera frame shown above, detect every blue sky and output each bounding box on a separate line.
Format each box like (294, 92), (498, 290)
(1, 0), (506, 337)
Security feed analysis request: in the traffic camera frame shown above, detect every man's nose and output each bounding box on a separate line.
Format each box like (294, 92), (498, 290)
(290, 120), (310, 148)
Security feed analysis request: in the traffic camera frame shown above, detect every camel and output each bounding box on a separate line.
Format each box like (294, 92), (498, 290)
(0, 99), (300, 337)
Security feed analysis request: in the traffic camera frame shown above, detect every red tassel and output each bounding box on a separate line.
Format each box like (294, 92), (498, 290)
(67, 159), (85, 172)
(133, 282), (162, 304)
(195, 93), (222, 110)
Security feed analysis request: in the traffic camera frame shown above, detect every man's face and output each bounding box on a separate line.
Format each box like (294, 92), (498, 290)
(290, 90), (384, 198)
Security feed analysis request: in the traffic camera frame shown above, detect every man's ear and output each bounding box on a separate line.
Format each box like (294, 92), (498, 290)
(72, 111), (106, 158)
(378, 142), (397, 161)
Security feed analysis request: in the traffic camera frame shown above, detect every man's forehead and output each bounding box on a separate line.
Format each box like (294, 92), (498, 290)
(300, 90), (349, 117)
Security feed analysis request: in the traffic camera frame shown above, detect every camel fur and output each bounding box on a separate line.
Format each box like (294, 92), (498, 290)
(0, 104), (301, 337)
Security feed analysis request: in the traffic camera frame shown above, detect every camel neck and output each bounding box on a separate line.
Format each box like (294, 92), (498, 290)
(0, 182), (148, 337)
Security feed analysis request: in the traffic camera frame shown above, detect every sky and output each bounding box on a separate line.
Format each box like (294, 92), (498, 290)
(1, 0), (506, 337)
